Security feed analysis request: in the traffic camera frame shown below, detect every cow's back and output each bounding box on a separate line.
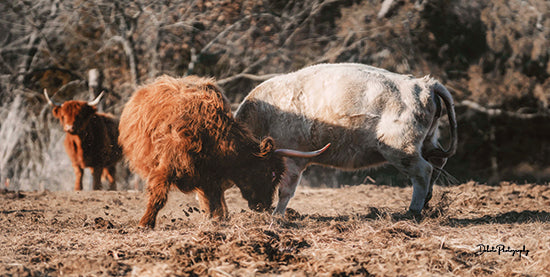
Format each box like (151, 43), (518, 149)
(119, 75), (233, 182)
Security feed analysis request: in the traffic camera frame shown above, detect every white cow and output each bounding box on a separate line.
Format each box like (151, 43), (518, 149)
(235, 63), (457, 216)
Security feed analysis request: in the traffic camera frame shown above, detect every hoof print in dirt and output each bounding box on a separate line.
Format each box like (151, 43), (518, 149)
(107, 250), (126, 260)
(93, 217), (114, 229)
(199, 231), (227, 242)
(263, 229), (280, 240)
(331, 222), (349, 233)
(365, 207), (384, 219)
(0, 189), (25, 199)
(181, 206), (201, 217)
(29, 253), (50, 264)
(284, 208), (303, 221)
(185, 206), (198, 214)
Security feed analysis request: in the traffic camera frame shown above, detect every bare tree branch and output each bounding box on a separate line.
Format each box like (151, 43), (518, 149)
(282, 0), (341, 47)
(160, 21), (198, 31)
(199, 15), (252, 56)
(57, 79), (86, 97)
(0, 55), (15, 74)
(101, 35), (138, 86)
(140, 6), (164, 80)
(199, 13), (280, 56)
(378, 0), (395, 19)
(216, 73), (281, 86)
(314, 35), (369, 64)
(1, 34), (36, 49)
(15, 31), (39, 83)
(457, 100), (549, 119)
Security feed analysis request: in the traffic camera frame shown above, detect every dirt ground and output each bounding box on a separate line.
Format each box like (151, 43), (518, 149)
(1, 181), (549, 276)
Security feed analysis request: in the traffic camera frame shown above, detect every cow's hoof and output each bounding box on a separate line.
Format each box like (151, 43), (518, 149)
(406, 210), (423, 222)
(137, 223), (155, 231)
(394, 210), (423, 222)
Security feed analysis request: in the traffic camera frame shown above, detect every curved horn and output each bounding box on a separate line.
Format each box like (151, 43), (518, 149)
(274, 143), (331, 158)
(88, 91), (105, 106)
(43, 89), (60, 106)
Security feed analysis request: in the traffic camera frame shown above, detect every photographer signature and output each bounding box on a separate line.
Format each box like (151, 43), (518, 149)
(476, 244), (529, 258)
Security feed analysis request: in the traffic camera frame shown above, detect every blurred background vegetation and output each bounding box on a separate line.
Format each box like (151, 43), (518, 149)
(0, 0), (549, 191)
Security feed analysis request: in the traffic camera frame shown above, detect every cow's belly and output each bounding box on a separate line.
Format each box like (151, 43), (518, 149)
(268, 120), (387, 170)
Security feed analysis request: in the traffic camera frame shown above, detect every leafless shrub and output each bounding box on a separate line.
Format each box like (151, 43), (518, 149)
(0, 92), (73, 190)
(0, 95), (27, 187)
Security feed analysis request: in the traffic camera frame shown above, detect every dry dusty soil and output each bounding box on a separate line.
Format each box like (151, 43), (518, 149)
(1, 181), (550, 276)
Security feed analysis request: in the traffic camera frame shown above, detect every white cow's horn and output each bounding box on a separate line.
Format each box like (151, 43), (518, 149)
(43, 89), (61, 106)
(88, 91), (105, 106)
(274, 143), (331, 158)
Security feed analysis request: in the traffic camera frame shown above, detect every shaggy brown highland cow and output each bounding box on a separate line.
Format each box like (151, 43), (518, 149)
(118, 75), (329, 228)
(44, 90), (122, 191)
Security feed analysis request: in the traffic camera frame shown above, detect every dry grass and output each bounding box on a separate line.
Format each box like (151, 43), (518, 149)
(1, 181), (549, 276)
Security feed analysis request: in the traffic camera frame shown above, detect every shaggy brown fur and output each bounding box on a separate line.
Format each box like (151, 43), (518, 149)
(49, 98), (122, 191)
(119, 75), (286, 229)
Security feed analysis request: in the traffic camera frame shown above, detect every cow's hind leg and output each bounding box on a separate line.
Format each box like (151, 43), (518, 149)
(424, 168), (444, 208)
(384, 152), (433, 215)
(273, 159), (305, 216)
(90, 167), (103, 190)
(408, 159), (433, 215)
(139, 174), (170, 229)
(424, 155), (448, 208)
(103, 165), (117, 191)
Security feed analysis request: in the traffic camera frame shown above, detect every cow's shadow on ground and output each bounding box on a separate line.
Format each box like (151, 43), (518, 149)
(282, 207), (400, 223)
(279, 207), (550, 227)
(443, 210), (550, 226)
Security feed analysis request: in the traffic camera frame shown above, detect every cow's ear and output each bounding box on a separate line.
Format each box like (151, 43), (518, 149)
(258, 137), (275, 158)
(52, 106), (61, 118)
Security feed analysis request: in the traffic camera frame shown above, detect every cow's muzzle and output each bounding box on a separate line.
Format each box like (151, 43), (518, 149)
(64, 125), (75, 133)
(248, 201), (269, 212)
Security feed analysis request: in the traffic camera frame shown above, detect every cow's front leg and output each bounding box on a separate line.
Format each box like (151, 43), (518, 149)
(273, 159), (304, 216)
(90, 167), (102, 190)
(196, 187), (228, 219)
(73, 166), (84, 191)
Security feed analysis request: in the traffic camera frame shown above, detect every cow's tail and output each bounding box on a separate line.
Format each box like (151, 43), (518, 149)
(427, 82), (458, 159)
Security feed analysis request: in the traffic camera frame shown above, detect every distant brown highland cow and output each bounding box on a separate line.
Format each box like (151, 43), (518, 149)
(118, 75), (329, 229)
(44, 90), (122, 191)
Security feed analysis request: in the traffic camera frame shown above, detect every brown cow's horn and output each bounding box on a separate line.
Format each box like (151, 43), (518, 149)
(43, 89), (60, 106)
(88, 91), (105, 106)
(274, 143), (331, 158)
